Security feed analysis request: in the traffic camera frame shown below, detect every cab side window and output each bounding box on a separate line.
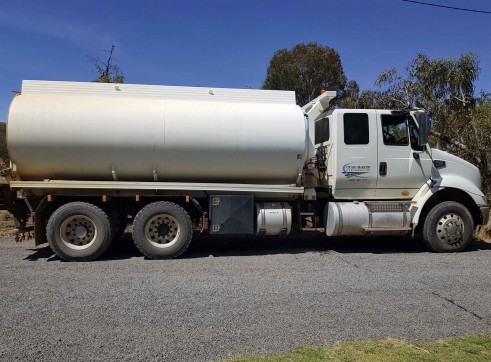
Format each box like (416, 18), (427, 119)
(344, 113), (369, 145)
(315, 118), (330, 144)
(381, 115), (408, 146)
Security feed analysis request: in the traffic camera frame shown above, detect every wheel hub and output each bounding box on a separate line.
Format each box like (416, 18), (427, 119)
(74, 225), (89, 238)
(145, 214), (180, 248)
(436, 213), (464, 245)
(60, 215), (97, 250)
(444, 221), (458, 235)
(157, 223), (171, 237)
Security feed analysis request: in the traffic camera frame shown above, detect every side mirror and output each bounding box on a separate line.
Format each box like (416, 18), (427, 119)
(418, 112), (429, 146)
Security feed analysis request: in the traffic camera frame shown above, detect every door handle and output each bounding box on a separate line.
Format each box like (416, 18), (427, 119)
(379, 162), (387, 176)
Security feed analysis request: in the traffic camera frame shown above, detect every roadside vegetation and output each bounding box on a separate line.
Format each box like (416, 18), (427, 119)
(0, 122), (8, 163)
(221, 335), (491, 362)
(476, 219), (491, 242)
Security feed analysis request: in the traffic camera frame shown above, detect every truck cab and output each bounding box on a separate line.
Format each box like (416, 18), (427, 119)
(317, 109), (432, 199)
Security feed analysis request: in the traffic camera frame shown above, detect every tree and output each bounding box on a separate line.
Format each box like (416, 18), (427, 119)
(262, 43), (347, 106)
(374, 53), (478, 116)
(339, 81), (400, 109)
(89, 45), (125, 83)
(339, 80), (360, 108)
(0, 123), (8, 164)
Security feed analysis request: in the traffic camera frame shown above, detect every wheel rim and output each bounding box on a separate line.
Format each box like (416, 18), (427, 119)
(436, 212), (464, 245)
(60, 215), (97, 250)
(144, 214), (180, 248)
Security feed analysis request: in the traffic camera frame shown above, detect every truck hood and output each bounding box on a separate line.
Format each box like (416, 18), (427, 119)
(431, 148), (482, 192)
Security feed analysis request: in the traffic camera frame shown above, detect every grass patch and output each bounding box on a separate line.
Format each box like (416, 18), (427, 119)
(222, 335), (491, 362)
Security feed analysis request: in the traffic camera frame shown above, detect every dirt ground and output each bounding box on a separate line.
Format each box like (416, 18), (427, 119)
(0, 210), (35, 241)
(0, 210), (18, 237)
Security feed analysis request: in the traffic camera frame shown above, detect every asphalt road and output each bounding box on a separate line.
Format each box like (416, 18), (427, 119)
(1, 234), (490, 361)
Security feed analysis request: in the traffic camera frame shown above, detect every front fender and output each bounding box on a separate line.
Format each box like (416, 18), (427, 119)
(439, 175), (485, 202)
(411, 177), (487, 228)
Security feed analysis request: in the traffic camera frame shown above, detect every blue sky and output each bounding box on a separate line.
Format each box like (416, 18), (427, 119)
(1, 0), (490, 121)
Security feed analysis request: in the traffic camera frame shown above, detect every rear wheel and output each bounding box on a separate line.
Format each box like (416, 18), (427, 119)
(47, 202), (113, 261)
(422, 201), (474, 252)
(132, 201), (193, 259)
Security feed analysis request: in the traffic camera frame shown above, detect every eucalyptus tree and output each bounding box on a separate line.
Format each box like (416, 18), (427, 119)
(376, 53), (490, 191)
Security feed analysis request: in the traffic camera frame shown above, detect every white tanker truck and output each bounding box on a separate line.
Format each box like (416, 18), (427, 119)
(1, 80), (488, 261)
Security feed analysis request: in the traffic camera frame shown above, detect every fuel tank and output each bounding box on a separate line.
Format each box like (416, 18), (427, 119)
(7, 81), (307, 183)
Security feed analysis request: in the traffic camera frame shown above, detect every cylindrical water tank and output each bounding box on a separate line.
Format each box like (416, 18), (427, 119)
(7, 81), (307, 183)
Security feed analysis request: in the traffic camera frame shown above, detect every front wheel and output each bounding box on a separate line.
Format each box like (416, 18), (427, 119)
(132, 201), (193, 259)
(422, 201), (474, 252)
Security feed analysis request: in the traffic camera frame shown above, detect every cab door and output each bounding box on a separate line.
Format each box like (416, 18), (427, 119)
(376, 111), (432, 198)
(334, 110), (378, 199)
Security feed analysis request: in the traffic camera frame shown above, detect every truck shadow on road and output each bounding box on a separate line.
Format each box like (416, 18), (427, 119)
(23, 234), (491, 261)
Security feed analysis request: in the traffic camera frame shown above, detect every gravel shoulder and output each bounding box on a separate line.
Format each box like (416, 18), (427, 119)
(1, 235), (490, 361)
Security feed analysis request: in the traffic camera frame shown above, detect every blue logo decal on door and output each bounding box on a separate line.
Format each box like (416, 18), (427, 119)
(342, 163), (370, 179)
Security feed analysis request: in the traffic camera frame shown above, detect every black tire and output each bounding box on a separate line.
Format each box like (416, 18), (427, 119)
(46, 202), (113, 261)
(132, 201), (193, 259)
(422, 201), (474, 252)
